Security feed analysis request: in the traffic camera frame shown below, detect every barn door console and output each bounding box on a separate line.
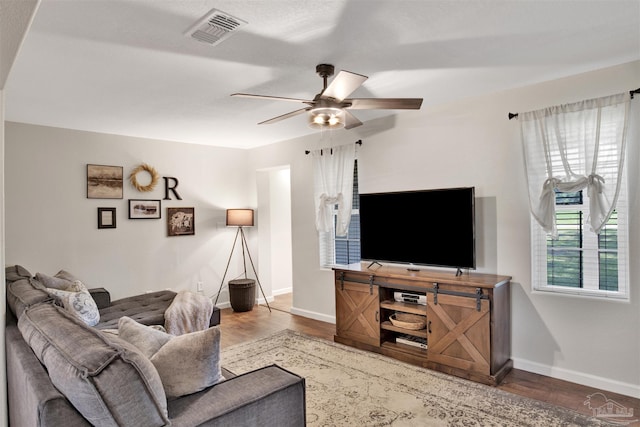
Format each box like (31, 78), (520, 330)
(333, 265), (512, 386)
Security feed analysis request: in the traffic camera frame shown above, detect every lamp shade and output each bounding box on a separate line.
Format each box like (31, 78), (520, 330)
(226, 209), (254, 227)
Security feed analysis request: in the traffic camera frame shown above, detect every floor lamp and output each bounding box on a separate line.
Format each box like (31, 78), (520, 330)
(214, 209), (271, 312)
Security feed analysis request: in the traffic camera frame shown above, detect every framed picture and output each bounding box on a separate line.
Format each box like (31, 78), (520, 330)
(87, 164), (123, 199)
(129, 199), (161, 219)
(98, 207), (116, 229)
(167, 207), (195, 236)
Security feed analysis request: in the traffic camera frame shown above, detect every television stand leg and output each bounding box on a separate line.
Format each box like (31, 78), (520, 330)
(456, 268), (464, 277)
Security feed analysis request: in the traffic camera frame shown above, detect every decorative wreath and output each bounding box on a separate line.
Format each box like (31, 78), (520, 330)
(129, 163), (159, 192)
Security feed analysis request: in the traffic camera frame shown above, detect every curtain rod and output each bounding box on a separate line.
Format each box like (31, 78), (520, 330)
(305, 139), (362, 155)
(508, 87), (640, 120)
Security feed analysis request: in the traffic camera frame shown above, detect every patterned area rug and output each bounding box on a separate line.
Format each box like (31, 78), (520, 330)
(221, 329), (609, 426)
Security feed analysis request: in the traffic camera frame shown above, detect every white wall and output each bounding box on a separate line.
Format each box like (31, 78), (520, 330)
(249, 60), (640, 397)
(4, 122), (253, 302)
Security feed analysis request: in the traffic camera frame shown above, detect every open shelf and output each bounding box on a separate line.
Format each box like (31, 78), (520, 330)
(380, 300), (427, 315)
(381, 321), (428, 338)
(381, 340), (427, 357)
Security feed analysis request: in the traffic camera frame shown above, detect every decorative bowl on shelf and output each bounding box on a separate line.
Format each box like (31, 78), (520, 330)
(389, 313), (426, 330)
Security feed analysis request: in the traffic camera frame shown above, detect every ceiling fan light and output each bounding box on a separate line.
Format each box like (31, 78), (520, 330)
(308, 107), (345, 129)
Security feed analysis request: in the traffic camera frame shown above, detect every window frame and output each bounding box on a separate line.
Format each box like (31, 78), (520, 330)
(531, 183), (629, 300)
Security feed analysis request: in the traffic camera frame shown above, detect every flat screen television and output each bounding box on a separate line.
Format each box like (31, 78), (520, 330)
(359, 187), (475, 270)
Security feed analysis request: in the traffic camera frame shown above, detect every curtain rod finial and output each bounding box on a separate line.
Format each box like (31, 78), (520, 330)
(508, 112), (519, 120)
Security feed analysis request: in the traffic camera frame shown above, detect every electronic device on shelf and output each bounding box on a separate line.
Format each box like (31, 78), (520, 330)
(393, 291), (426, 305)
(396, 334), (427, 349)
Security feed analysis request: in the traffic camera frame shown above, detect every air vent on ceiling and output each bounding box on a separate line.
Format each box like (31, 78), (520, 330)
(185, 8), (247, 46)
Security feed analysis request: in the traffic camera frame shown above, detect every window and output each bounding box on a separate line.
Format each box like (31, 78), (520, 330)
(531, 182), (629, 299)
(521, 93), (631, 300)
(319, 160), (360, 267)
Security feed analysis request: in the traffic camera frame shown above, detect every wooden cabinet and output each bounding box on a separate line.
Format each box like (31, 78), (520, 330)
(426, 293), (490, 375)
(335, 277), (380, 347)
(334, 265), (512, 386)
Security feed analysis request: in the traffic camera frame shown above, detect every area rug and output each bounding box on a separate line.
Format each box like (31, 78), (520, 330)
(221, 329), (610, 426)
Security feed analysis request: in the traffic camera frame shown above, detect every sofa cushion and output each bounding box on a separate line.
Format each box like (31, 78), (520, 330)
(118, 316), (224, 398)
(6, 315), (91, 426)
(6, 264), (33, 283)
(18, 303), (170, 427)
(6, 265), (51, 318)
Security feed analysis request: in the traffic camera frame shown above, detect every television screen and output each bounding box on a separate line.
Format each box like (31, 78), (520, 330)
(359, 187), (475, 269)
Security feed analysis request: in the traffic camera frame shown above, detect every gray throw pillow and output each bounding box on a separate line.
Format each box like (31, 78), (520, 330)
(37, 271), (100, 326)
(36, 271), (77, 290)
(118, 317), (224, 397)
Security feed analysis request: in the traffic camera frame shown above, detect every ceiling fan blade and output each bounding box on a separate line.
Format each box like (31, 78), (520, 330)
(321, 70), (368, 102)
(343, 110), (363, 129)
(345, 98), (423, 110)
(232, 93), (313, 104)
(258, 107), (310, 125)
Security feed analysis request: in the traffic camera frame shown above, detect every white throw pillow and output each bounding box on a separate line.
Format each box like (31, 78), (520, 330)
(118, 316), (224, 397)
(37, 271), (100, 327)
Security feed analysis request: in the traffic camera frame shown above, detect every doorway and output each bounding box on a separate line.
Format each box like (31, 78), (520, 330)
(256, 166), (293, 312)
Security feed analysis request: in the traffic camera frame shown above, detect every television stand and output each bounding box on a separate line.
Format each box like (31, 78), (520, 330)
(455, 267), (464, 276)
(333, 264), (512, 386)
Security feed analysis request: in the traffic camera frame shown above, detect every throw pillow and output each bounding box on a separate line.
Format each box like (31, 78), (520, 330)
(118, 316), (224, 397)
(37, 271), (100, 326)
(118, 318), (172, 358)
(36, 270), (84, 290)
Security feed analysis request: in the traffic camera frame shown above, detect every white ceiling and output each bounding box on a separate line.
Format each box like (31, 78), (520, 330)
(5, 0), (640, 149)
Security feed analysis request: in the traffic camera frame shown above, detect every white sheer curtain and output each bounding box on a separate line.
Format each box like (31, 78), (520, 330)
(520, 92), (630, 237)
(312, 144), (355, 236)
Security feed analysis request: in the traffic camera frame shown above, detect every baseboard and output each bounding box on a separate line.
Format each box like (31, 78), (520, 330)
(272, 287), (292, 296)
(213, 296), (274, 310)
(513, 357), (640, 398)
(290, 306), (336, 324)
(257, 296), (275, 304)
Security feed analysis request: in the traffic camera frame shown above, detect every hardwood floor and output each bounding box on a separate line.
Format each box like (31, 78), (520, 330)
(220, 294), (640, 422)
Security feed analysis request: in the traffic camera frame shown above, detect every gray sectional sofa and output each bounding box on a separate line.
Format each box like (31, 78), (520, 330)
(5, 265), (306, 426)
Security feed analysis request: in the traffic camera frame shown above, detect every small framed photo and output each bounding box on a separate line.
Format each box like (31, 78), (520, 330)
(87, 164), (123, 199)
(167, 207), (195, 236)
(98, 208), (116, 229)
(129, 199), (161, 219)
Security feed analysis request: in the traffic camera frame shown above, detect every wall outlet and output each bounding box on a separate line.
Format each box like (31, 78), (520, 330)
(196, 281), (203, 292)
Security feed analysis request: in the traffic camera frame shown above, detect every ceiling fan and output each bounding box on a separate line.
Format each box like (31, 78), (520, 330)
(231, 64), (423, 130)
